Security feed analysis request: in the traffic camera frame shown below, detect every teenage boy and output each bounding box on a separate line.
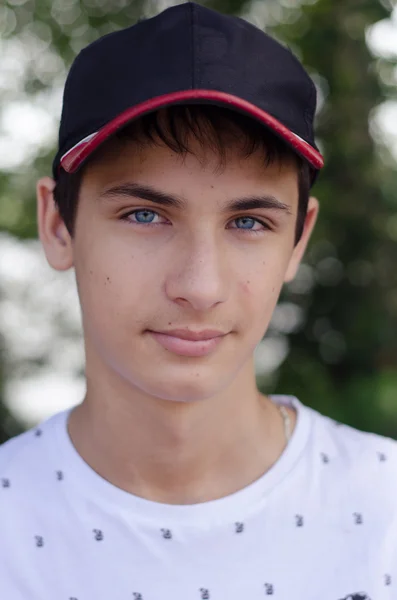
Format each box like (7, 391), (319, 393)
(0, 3), (396, 600)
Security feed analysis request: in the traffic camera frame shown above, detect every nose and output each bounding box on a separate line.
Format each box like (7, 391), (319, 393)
(164, 238), (229, 311)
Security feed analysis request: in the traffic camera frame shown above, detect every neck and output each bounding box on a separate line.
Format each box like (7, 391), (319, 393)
(68, 365), (296, 505)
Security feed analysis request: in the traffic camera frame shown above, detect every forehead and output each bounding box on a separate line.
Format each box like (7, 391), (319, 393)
(81, 134), (299, 207)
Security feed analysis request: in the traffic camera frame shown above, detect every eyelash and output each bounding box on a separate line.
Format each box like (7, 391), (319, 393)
(120, 209), (271, 235)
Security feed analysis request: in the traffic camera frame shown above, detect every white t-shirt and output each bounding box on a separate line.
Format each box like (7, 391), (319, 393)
(0, 395), (396, 600)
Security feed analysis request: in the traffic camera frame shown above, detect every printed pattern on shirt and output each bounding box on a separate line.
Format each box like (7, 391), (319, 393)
(0, 399), (396, 600)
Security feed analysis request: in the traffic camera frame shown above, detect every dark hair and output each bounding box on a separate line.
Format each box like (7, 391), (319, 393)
(53, 105), (312, 245)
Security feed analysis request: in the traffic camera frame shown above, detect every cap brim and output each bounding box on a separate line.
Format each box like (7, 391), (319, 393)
(60, 89), (324, 174)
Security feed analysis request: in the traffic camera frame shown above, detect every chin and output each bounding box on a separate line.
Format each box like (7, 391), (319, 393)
(134, 369), (232, 404)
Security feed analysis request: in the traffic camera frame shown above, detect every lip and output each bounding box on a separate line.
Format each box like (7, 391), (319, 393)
(148, 330), (227, 357)
(153, 328), (226, 341)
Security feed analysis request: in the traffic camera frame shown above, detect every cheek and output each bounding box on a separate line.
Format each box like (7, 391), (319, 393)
(74, 240), (145, 327)
(240, 258), (285, 297)
(238, 259), (287, 322)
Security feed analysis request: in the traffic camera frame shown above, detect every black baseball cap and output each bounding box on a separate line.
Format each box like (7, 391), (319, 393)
(52, 1), (324, 180)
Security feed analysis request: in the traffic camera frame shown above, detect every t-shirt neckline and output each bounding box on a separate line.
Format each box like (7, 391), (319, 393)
(52, 394), (312, 525)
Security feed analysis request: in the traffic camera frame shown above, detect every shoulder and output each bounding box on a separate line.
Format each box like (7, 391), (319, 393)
(309, 404), (397, 466)
(0, 411), (66, 488)
(303, 401), (397, 521)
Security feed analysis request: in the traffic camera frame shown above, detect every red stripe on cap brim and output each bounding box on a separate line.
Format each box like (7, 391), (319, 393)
(60, 89), (324, 173)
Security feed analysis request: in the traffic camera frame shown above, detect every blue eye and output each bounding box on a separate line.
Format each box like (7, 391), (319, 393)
(132, 210), (158, 223)
(233, 217), (264, 231)
(121, 210), (269, 234)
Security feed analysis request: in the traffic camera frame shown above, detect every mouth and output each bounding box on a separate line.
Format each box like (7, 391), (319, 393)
(147, 330), (227, 357)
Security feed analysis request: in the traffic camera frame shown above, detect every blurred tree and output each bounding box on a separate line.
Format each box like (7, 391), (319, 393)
(263, 0), (397, 438)
(0, 0), (396, 439)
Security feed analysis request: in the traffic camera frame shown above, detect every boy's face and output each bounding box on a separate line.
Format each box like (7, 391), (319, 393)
(38, 135), (318, 403)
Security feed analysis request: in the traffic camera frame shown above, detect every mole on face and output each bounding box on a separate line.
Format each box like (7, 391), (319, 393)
(241, 279), (251, 294)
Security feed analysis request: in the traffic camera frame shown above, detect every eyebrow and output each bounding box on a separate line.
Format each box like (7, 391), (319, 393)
(99, 183), (292, 214)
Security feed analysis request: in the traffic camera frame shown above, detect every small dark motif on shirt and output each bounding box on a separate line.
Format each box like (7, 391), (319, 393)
(338, 594), (371, 600)
(35, 535), (44, 547)
(69, 597), (78, 599)
(1, 478), (10, 488)
(295, 514), (304, 527)
(378, 452), (387, 462)
(93, 529), (103, 541)
(321, 452), (330, 463)
(35, 429), (42, 437)
(56, 470), (64, 481)
(132, 594), (143, 599)
(385, 574), (392, 586)
(235, 522), (244, 533)
(161, 528), (172, 539)
(353, 512), (363, 525)
(199, 588), (210, 599)
(264, 583), (274, 595)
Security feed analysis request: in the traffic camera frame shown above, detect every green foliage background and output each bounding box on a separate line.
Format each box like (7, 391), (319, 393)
(1, 0), (397, 439)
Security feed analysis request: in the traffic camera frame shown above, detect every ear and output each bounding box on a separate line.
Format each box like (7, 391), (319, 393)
(36, 176), (74, 271)
(284, 196), (319, 282)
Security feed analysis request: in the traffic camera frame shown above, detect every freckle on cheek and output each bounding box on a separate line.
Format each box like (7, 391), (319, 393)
(241, 280), (251, 294)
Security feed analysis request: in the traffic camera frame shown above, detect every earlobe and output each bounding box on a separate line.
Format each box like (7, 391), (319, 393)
(284, 196), (319, 283)
(36, 176), (74, 271)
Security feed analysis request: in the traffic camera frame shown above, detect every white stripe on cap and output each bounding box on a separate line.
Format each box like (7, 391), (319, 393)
(60, 131), (98, 162)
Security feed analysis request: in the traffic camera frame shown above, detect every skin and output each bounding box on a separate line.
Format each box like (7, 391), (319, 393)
(36, 132), (319, 505)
